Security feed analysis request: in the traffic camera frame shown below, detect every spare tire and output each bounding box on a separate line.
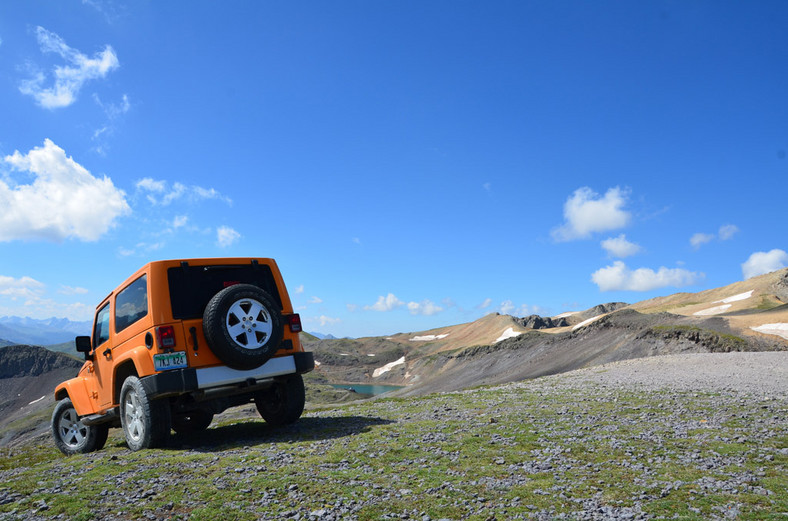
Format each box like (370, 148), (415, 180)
(203, 284), (284, 370)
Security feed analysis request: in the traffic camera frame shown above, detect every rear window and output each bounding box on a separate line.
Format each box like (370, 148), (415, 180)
(168, 262), (282, 319)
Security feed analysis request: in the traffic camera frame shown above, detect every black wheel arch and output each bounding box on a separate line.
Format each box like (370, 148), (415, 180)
(114, 361), (139, 405)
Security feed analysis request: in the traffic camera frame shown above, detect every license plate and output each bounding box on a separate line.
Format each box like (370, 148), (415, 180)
(154, 351), (188, 371)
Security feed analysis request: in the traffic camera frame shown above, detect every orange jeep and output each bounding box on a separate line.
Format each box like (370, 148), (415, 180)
(51, 258), (313, 454)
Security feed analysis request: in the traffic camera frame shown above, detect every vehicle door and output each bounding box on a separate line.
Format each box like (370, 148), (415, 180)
(91, 301), (115, 409)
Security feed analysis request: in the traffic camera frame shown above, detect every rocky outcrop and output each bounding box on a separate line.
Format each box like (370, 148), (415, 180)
(0, 345), (82, 379)
(772, 269), (788, 302)
(515, 315), (568, 329)
(580, 302), (629, 318)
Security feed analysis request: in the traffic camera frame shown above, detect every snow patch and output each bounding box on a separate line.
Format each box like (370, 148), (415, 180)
(693, 304), (732, 316)
(717, 290), (753, 304)
(373, 356), (405, 378)
(367, 354), (376, 357)
(751, 323), (788, 340)
(495, 327), (522, 343)
(339, 353), (349, 356)
(409, 334), (449, 342)
(554, 311), (579, 319)
(572, 315), (603, 331)
(28, 395), (45, 406)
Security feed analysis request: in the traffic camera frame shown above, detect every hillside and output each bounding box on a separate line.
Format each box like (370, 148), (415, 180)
(0, 346), (83, 447)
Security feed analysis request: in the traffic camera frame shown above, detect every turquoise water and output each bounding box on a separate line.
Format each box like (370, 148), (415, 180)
(330, 384), (403, 396)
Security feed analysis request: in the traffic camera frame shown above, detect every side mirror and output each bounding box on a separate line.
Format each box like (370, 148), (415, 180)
(75, 336), (92, 360)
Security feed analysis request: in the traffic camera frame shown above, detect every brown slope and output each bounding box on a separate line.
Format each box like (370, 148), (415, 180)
(628, 267), (788, 342)
(397, 307), (786, 396)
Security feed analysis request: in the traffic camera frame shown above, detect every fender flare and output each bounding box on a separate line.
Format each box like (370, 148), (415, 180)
(54, 378), (94, 416)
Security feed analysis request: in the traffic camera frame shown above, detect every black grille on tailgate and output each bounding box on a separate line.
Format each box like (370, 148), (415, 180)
(168, 262), (282, 319)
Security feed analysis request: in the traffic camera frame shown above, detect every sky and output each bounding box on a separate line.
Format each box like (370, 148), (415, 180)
(0, 1), (787, 338)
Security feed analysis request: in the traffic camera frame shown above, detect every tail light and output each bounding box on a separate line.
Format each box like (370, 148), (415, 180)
(286, 314), (302, 333)
(156, 325), (176, 349)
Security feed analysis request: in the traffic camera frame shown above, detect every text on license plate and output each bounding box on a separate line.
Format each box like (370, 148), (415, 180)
(154, 352), (188, 371)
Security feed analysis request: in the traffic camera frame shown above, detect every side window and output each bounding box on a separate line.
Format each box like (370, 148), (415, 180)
(115, 275), (148, 333)
(94, 303), (111, 348)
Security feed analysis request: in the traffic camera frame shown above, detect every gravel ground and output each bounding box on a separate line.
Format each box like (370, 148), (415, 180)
(529, 352), (788, 397)
(1, 352), (786, 520)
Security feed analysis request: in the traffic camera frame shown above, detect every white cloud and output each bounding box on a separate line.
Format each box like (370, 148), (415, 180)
(591, 261), (704, 291)
(136, 177), (166, 193)
(94, 93), (130, 119)
(115, 240), (164, 258)
(1, 139), (130, 242)
(0, 275), (92, 321)
(407, 299), (443, 316)
(742, 249), (788, 279)
(364, 293), (404, 312)
(216, 226), (240, 247)
(552, 186), (631, 242)
(293, 285), (304, 295)
(690, 233), (715, 249)
(91, 94), (131, 155)
(498, 300), (531, 316)
(172, 215), (188, 229)
(135, 177), (231, 206)
(58, 285), (89, 295)
(19, 26), (119, 109)
(601, 234), (642, 258)
(477, 298), (492, 309)
(690, 224), (739, 249)
(308, 296), (323, 304)
(718, 224), (739, 241)
(0, 275), (45, 300)
(318, 315), (341, 327)
(499, 300), (515, 314)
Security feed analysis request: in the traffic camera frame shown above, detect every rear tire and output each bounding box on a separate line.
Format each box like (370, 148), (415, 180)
(203, 284), (284, 370)
(51, 398), (109, 455)
(255, 374), (305, 426)
(119, 376), (171, 451)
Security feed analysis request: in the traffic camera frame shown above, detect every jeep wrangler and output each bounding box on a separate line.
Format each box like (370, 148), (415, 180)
(51, 258), (314, 454)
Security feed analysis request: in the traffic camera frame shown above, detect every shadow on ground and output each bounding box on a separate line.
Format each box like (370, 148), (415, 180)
(106, 415), (395, 452)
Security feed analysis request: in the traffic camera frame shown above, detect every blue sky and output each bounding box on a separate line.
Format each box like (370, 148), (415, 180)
(1, 1), (786, 338)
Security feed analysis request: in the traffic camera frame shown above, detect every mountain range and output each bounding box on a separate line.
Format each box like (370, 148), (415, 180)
(0, 316), (91, 348)
(302, 267), (788, 395)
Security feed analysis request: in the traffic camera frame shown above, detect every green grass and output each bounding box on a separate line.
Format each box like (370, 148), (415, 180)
(1, 383), (786, 520)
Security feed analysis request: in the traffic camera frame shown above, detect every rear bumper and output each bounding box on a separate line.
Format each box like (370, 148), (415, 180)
(141, 352), (314, 399)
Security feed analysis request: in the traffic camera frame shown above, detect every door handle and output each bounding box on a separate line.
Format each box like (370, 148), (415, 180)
(103, 348), (111, 358)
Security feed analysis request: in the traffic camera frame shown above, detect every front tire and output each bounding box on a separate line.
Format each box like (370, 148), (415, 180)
(255, 374), (305, 426)
(119, 376), (171, 451)
(51, 398), (109, 455)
